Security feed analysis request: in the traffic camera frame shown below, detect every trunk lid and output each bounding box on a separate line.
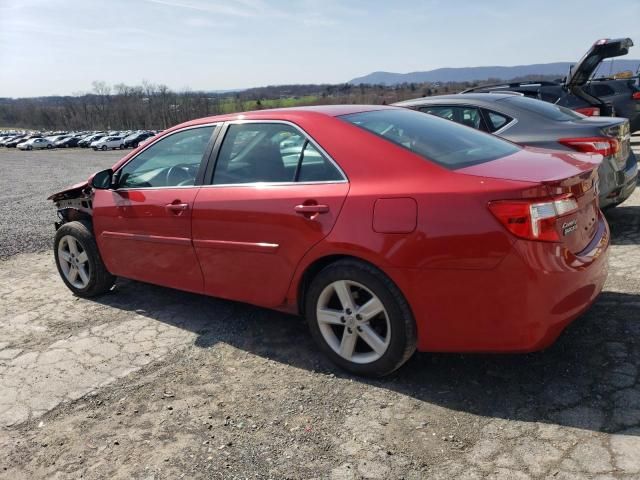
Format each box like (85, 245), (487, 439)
(460, 148), (601, 254)
(565, 38), (634, 88)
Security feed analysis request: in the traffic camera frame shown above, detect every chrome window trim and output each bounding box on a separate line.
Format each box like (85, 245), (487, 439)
(200, 179), (347, 189)
(210, 119), (349, 185)
(114, 180), (347, 192)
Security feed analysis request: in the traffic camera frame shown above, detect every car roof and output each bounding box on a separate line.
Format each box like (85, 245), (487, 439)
(175, 104), (395, 129)
(394, 93), (515, 107)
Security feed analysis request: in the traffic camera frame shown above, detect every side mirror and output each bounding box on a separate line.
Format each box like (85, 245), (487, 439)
(91, 169), (114, 190)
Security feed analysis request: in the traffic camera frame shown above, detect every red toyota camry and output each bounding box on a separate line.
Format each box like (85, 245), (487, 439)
(49, 106), (609, 376)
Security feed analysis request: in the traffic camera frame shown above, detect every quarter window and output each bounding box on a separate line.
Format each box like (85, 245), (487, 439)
(117, 126), (215, 188)
(212, 123), (342, 184)
(484, 110), (512, 132)
(297, 142), (343, 182)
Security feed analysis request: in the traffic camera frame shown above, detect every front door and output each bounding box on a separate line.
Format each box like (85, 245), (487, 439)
(192, 121), (349, 307)
(93, 125), (217, 293)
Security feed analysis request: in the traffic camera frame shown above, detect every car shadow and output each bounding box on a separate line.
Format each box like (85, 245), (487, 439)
(605, 204), (640, 245)
(92, 280), (640, 437)
(87, 205), (639, 436)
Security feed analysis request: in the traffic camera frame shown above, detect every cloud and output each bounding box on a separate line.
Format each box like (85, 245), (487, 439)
(143, 0), (339, 27)
(142, 0), (261, 17)
(183, 16), (235, 28)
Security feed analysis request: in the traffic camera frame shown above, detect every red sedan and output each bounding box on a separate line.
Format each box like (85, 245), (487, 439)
(49, 106), (609, 376)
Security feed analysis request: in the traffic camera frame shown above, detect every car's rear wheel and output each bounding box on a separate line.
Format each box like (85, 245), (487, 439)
(101, 145), (107, 151)
(119, 144), (124, 149)
(305, 259), (416, 377)
(54, 221), (115, 298)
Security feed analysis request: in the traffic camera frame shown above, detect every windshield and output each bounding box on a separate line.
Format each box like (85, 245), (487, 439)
(499, 96), (585, 121)
(341, 108), (520, 169)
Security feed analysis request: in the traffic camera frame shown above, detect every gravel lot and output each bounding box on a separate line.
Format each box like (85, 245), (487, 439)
(0, 148), (122, 259)
(0, 146), (639, 479)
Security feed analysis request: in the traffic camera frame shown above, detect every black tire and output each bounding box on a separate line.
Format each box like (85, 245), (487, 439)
(305, 259), (417, 377)
(54, 221), (115, 298)
(46, 144), (52, 149)
(101, 145), (107, 151)
(119, 144), (124, 149)
(133, 142), (139, 148)
(27, 145), (32, 151)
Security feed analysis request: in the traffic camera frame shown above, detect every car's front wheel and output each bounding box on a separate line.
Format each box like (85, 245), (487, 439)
(305, 259), (416, 377)
(54, 221), (115, 298)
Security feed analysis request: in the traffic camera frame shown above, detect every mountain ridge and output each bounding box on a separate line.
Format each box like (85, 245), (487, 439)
(349, 59), (640, 85)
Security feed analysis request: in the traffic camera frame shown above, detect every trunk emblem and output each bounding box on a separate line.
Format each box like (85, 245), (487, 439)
(562, 220), (578, 236)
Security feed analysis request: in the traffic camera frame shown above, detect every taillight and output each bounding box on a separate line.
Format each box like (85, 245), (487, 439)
(488, 195), (579, 242)
(558, 137), (619, 157)
(574, 107), (600, 116)
(632, 92), (640, 100)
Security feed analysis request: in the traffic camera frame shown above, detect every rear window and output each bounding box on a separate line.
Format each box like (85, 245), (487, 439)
(499, 96), (584, 121)
(340, 109), (519, 169)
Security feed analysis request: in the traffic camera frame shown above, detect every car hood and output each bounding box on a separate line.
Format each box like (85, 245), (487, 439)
(47, 181), (90, 201)
(565, 38), (634, 87)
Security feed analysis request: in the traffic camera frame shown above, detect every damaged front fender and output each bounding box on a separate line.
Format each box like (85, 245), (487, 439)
(48, 180), (94, 228)
(47, 180), (90, 202)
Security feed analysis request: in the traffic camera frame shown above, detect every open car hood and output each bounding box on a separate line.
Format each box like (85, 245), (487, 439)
(565, 38), (634, 87)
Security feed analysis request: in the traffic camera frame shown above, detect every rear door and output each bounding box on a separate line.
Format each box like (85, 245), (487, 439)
(192, 121), (349, 308)
(93, 124), (218, 293)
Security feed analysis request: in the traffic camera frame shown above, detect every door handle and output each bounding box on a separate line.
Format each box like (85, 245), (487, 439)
(165, 202), (189, 214)
(295, 204), (329, 215)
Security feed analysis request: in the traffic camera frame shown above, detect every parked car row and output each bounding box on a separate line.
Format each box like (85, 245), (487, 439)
(49, 90), (634, 375)
(0, 129), (160, 151)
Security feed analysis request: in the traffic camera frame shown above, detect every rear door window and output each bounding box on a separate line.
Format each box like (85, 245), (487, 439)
(419, 105), (487, 130)
(341, 108), (520, 169)
(212, 123), (343, 184)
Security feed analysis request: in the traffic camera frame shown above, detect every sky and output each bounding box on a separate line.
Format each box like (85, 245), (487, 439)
(1, 0), (639, 98)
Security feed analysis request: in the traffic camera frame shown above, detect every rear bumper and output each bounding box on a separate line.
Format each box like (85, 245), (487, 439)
(600, 151), (638, 208)
(388, 214), (609, 353)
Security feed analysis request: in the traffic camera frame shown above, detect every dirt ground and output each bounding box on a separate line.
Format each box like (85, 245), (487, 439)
(0, 147), (639, 479)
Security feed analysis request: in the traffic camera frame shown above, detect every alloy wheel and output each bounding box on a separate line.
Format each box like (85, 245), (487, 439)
(57, 235), (91, 289)
(316, 280), (391, 364)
